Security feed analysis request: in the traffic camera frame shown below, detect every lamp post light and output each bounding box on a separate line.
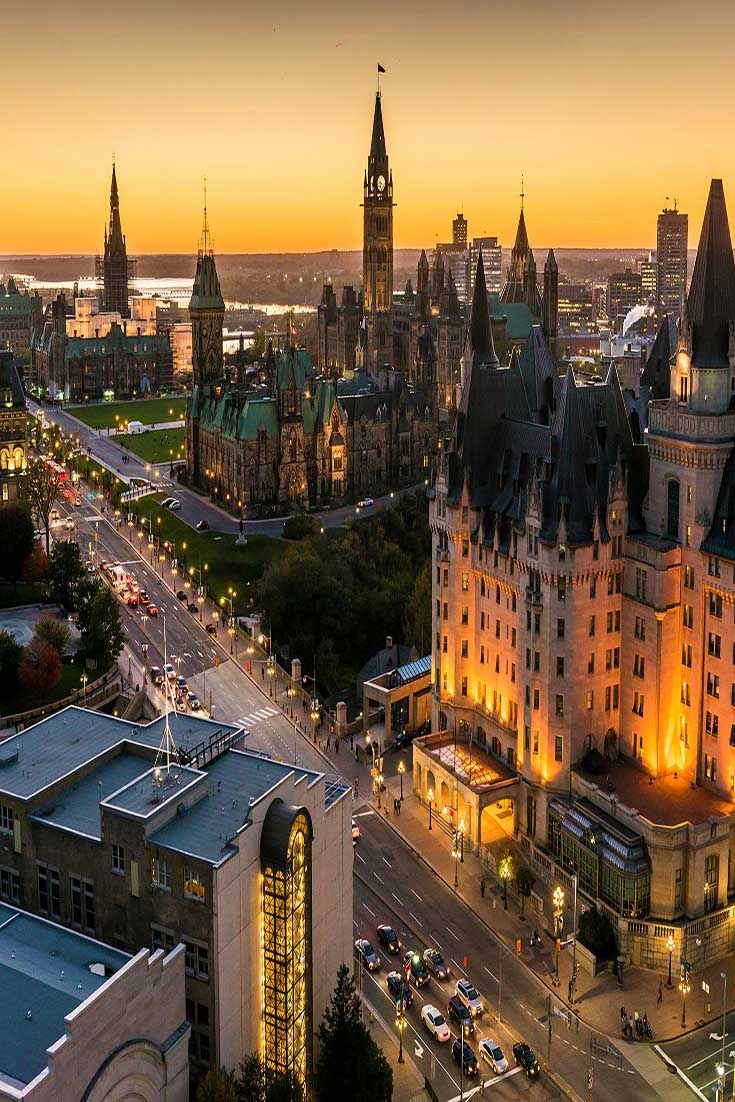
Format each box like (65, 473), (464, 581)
(80, 672), (88, 701)
(679, 965), (691, 1028)
(720, 972), (728, 1096)
(553, 885), (566, 986)
(428, 788), (434, 830)
(398, 760), (405, 801)
(570, 873), (579, 1005)
(396, 1000), (406, 1064)
(667, 934), (675, 989)
(499, 854), (514, 911)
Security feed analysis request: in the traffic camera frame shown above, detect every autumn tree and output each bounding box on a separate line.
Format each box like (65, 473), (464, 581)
(18, 638), (61, 695)
(34, 614), (70, 656)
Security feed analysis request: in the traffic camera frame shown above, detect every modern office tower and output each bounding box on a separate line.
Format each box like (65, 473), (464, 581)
(607, 268), (643, 323)
(453, 212), (468, 247)
(471, 237), (502, 294)
(639, 252), (658, 303)
(657, 203), (688, 318)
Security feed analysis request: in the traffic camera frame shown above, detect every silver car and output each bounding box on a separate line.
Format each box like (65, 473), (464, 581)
(456, 978), (483, 1017)
(479, 1038), (508, 1073)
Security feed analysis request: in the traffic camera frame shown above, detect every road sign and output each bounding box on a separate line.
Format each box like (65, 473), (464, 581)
(703, 981), (710, 995)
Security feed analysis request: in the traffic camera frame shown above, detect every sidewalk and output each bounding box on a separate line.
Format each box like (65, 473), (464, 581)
(356, 754), (735, 1049)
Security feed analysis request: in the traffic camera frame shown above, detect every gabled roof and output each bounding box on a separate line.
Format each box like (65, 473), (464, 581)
(640, 313), (677, 399)
(686, 179), (735, 367)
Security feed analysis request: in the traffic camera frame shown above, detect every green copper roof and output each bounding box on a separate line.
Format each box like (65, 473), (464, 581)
(489, 292), (535, 341)
(277, 347), (314, 390)
(189, 252), (224, 312)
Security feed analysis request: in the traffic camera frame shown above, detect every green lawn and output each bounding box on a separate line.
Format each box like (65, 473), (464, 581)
(1, 662), (86, 718)
(128, 495), (282, 615)
(118, 428), (185, 464)
(67, 396), (187, 430)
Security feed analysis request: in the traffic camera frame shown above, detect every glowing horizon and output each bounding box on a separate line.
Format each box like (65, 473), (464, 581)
(2, 0), (733, 255)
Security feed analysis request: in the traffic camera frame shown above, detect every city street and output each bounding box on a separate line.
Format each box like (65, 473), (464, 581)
(659, 1015), (735, 1101)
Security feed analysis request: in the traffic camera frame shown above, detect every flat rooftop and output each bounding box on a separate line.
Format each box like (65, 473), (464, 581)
(0, 902), (128, 1089)
(0, 706), (239, 800)
(30, 751), (152, 840)
(575, 759), (735, 827)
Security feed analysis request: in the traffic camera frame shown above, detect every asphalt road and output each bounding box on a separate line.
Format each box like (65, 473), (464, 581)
(33, 397), (428, 537)
(352, 807), (650, 1102)
(659, 1013), (735, 1100)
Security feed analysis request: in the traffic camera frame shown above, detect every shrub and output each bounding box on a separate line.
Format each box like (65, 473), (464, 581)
(283, 514), (319, 541)
(578, 905), (617, 961)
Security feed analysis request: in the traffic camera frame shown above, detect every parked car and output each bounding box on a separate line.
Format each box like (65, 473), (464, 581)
(187, 691), (201, 711)
(386, 971), (413, 1009)
(65, 517), (75, 530)
(149, 666), (164, 686)
(205, 623), (217, 635)
(167, 499), (181, 511)
(404, 950), (430, 988)
(352, 819), (360, 844)
(447, 995), (474, 1035)
(127, 592), (139, 607)
(512, 1042), (540, 1078)
(195, 520), (209, 531)
(423, 948), (449, 980)
(421, 1005), (450, 1042)
(50, 509), (60, 520)
(163, 663), (176, 681)
(479, 1039), (508, 1074)
(455, 979), (483, 1017)
(376, 925), (401, 955)
(390, 730), (415, 752)
(147, 604), (159, 617)
(357, 497), (374, 508)
(187, 602), (199, 614)
(354, 939), (380, 971)
(138, 591), (150, 606)
(176, 590), (188, 602)
(452, 1039), (478, 1077)
(160, 497), (175, 508)
(176, 676), (188, 693)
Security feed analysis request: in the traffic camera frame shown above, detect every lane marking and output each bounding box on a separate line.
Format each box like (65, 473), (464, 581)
(410, 889), (423, 903)
(447, 927), (460, 941)
(374, 873), (384, 885)
(353, 811), (375, 818)
(391, 892), (403, 906)
(654, 1046), (708, 1101)
(355, 852), (366, 865)
(483, 966), (498, 982)
(450, 957), (467, 976)
(382, 857), (392, 868)
(363, 903), (376, 917)
(409, 911), (423, 927)
(430, 933), (443, 948)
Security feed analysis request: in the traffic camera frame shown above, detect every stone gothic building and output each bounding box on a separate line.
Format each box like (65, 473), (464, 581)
(418, 179), (735, 972)
(185, 228), (436, 514)
(317, 88), (559, 416)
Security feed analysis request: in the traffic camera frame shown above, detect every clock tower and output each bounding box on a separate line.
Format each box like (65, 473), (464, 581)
(363, 91), (394, 373)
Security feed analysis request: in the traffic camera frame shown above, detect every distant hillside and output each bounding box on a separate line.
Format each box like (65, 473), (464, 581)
(1, 248), (695, 307)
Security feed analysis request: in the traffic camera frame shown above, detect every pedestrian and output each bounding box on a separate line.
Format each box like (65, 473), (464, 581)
(568, 980), (573, 1002)
(355, 747), (359, 763)
(326, 735), (331, 751)
(397, 799), (401, 815)
(657, 983), (663, 1005)
(393, 798), (398, 815)
(335, 738), (340, 755)
(620, 1005), (626, 1024)
(480, 878), (486, 898)
(261, 667), (265, 682)
(350, 734), (354, 751)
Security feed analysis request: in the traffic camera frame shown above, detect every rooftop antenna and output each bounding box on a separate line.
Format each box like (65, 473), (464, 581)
(154, 616), (179, 786)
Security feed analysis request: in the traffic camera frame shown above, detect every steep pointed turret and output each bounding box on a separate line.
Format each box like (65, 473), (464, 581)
(685, 179), (735, 367)
(190, 196), (224, 391)
(502, 201), (532, 306)
(368, 92), (388, 179)
(467, 252), (498, 366)
(543, 249), (559, 360)
(99, 162), (131, 317)
(417, 249), (429, 294)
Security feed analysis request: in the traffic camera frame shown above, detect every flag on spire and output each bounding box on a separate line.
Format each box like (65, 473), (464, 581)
(377, 63), (385, 73)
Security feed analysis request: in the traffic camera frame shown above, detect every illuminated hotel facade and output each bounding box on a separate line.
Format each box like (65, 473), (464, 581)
(419, 180), (735, 971)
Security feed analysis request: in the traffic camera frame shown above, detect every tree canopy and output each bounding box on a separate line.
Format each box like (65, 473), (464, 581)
(48, 540), (87, 610)
(76, 583), (126, 669)
(0, 506), (36, 587)
(316, 965), (392, 1102)
(26, 457), (63, 554)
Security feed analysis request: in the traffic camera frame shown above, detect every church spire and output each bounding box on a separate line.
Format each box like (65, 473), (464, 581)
(108, 161), (124, 250)
(368, 91), (388, 175)
(468, 252), (498, 366)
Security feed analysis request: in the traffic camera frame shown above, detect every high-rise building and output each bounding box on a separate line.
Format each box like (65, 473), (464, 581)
(453, 212), (468, 247)
(606, 268), (642, 324)
(95, 165), (136, 317)
(470, 237), (502, 294)
(557, 281), (594, 334)
(657, 204), (688, 318)
(639, 252), (657, 304)
(363, 92), (394, 372)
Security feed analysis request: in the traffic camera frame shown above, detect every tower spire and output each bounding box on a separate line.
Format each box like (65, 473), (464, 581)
(520, 173), (525, 212)
(200, 176), (211, 256)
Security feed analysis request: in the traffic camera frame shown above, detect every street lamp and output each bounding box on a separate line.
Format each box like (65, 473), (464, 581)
(666, 934), (675, 989)
(679, 964), (691, 1028)
(553, 885), (565, 986)
(397, 760), (405, 801)
(395, 997), (406, 1064)
(720, 972), (728, 1097)
(570, 872), (579, 1005)
(499, 854), (514, 911)
(80, 672), (88, 701)
(428, 788), (434, 830)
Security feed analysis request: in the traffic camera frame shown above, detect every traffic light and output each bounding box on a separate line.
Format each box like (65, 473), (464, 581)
(515, 938), (522, 957)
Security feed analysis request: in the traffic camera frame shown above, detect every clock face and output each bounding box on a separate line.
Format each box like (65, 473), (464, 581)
(377, 175), (386, 193)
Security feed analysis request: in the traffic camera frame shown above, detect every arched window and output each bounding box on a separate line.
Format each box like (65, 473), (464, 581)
(667, 478), (680, 539)
(290, 434), (298, 462)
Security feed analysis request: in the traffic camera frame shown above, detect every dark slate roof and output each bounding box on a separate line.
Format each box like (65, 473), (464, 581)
(0, 348), (26, 407)
(686, 179), (735, 367)
(517, 325), (558, 423)
(368, 92), (388, 175)
(467, 252), (498, 367)
(190, 250), (224, 312)
(545, 249), (558, 273)
(702, 447), (735, 561)
(640, 313), (677, 398)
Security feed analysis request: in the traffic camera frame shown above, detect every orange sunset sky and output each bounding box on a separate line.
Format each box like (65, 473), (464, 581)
(3, 0), (735, 254)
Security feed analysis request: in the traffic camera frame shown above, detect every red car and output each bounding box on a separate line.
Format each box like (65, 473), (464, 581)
(127, 593), (138, 607)
(147, 604), (158, 617)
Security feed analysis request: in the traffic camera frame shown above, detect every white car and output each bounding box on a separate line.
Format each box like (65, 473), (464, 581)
(357, 497), (374, 508)
(167, 499), (181, 511)
(163, 663), (176, 681)
(160, 497), (175, 508)
(479, 1038), (508, 1073)
(421, 1004), (450, 1042)
(456, 978), (484, 1017)
(352, 819), (361, 844)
